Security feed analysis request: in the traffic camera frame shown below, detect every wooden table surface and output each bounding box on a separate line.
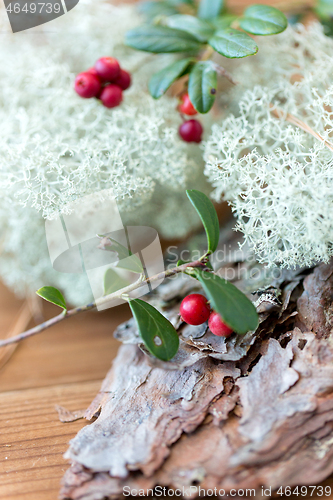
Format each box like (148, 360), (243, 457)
(0, 281), (131, 499)
(1, 280), (333, 500)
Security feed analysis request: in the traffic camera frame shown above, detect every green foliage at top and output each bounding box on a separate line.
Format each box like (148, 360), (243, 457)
(239, 5), (287, 35)
(198, 0), (224, 20)
(127, 0), (288, 113)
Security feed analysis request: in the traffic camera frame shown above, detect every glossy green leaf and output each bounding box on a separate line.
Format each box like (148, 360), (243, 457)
(149, 57), (194, 98)
(188, 61), (217, 113)
(212, 14), (237, 30)
(209, 28), (258, 58)
(198, 0), (224, 20)
(192, 270), (259, 334)
(129, 299), (179, 361)
(166, 15), (214, 42)
(138, 1), (178, 19)
(186, 189), (219, 254)
(36, 286), (67, 311)
(104, 269), (130, 295)
(240, 4), (287, 35)
(125, 25), (202, 53)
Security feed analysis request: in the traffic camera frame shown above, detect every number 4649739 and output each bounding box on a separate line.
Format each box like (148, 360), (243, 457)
(6, 3), (61, 14)
(277, 486), (331, 496)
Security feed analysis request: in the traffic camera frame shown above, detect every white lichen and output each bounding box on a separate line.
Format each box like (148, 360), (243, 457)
(204, 23), (333, 269)
(0, 0), (206, 303)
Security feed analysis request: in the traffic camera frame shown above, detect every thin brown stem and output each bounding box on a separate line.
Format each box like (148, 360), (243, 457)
(270, 105), (333, 152)
(0, 259), (207, 348)
(213, 64), (238, 86)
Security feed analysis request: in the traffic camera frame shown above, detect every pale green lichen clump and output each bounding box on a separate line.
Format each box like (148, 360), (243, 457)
(0, 0), (206, 303)
(204, 23), (333, 268)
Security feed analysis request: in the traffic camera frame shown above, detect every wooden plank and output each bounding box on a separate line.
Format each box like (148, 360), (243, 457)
(0, 282), (131, 392)
(0, 380), (100, 500)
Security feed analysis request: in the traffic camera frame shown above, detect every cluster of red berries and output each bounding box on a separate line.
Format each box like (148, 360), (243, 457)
(179, 293), (233, 337)
(177, 93), (203, 144)
(74, 57), (131, 108)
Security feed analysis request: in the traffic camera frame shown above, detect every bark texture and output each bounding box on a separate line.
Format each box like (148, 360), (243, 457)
(60, 235), (333, 500)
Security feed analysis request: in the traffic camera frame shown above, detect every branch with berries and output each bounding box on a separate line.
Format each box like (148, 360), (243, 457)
(0, 190), (258, 362)
(74, 56), (132, 108)
(125, 0), (288, 143)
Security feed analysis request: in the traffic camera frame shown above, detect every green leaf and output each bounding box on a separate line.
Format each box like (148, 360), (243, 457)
(149, 57), (194, 98)
(198, 0), (224, 20)
(138, 1), (178, 19)
(240, 4), (287, 35)
(36, 286), (67, 311)
(314, 0), (333, 20)
(129, 299), (179, 361)
(186, 189), (219, 254)
(209, 28), (258, 58)
(193, 270), (259, 334)
(188, 61), (217, 113)
(212, 14), (238, 30)
(125, 25), (202, 53)
(104, 269), (130, 295)
(166, 15), (214, 42)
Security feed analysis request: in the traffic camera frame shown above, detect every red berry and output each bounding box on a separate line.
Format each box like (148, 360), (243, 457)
(114, 69), (131, 90)
(74, 72), (101, 98)
(180, 294), (211, 326)
(100, 84), (123, 108)
(179, 94), (197, 116)
(179, 120), (203, 143)
(94, 57), (120, 81)
(208, 312), (233, 337)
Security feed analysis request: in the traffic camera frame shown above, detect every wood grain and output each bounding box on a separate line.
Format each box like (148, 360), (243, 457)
(0, 280), (131, 499)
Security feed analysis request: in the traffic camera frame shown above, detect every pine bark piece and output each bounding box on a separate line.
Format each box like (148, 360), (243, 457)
(61, 261), (333, 500)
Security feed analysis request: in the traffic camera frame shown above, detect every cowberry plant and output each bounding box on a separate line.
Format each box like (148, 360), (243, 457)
(74, 56), (132, 108)
(0, 190), (258, 361)
(126, 0), (288, 115)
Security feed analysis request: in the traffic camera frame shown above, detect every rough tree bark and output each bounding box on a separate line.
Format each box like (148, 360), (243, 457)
(60, 229), (333, 500)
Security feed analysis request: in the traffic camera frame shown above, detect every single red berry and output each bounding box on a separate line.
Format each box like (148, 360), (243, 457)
(180, 294), (211, 326)
(179, 119), (203, 143)
(114, 69), (131, 90)
(94, 57), (120, 81)
(208, 312), (233, 337)
(74, 72), (101, 98)
(100, 84), (123, 108)
(179, 94), (197, 116)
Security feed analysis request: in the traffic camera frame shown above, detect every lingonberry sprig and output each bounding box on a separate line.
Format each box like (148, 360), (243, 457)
(74, 56), (132, 108)
(126, 0), (288, 143)
(180, 293), (234, 337)
(0, 190), (258, 361)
